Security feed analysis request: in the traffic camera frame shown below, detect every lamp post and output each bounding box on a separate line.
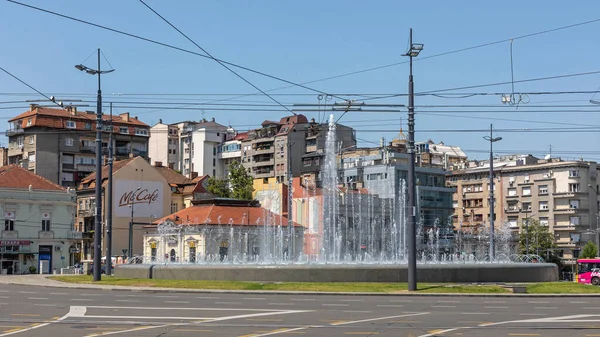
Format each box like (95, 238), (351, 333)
(404, 28), (423, 292)
(588, 184), (600, 249)
(75, 49), (114, 282)
(483, 124), (502, 261)
(128, 187), (141, 260)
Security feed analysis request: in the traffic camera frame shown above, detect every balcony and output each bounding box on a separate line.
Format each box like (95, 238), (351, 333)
(554, 191), (586, 198)
(253, 159), (275, 167)
(5, 128), (24, 137)
(68, 231), (83, 240)
(38, 231), (54, 239)
(553, 225), (576, 231)
(78, 209), (94, 217)
(76, 163), (95, 172)
(306, 145), (317, 153)
(131, 148), (148, 157)
(1, 230), (18, 239)
(254, 170), (274, 179)
(556, 241), (576, 247)
(82, 231), (94, 240)
(553, 207), (584, 214)
(81, 146), (95, 154)
(505, 207), (520, 214)
(254, 147), (274, 155)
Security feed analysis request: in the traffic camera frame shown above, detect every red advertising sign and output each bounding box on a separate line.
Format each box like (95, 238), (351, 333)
(0, 240), (31, 246)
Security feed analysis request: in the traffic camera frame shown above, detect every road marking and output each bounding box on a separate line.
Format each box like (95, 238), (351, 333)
(50, 292), (69, 295)
(0, 305), (77, 337)
(484, 300), (506, 303)
(344, 311), (372, 313)
(268, 303), (295, 306)
(164, 301), (189, 304)
(0, 297), (8, 299)
(34, 304), (58, 307)
(528, 301), (549, 304)
(344, 333), (379, 335)
(519, 313), (546, 316)
(570, 301), (589, 304)
(155, 295), (178, 298)
(196, 296), (219, 299)
(28, 297), (48, 300)
(533, 307), (557, 309)
(438, 300), (460, 303)
(82, 306), (289, 312)
(71, 299), (93, 301)
(377, 305), (404, 308)
(10, 314), (39, 317)
(322, 304), (349, 307)
(246, 319), (283, 322)
(339, 299), (361, 302)
(390, 320), (421, 323)
(215, 301), (242, 305)
(461, 312), (489, 315)
(291, 298), (314, 301)
(18, 291), (36, 294)
(432, 305), (456, 308)
(418, 327), (464, 337)
(172, 329), (213, 332)
(0, 290), (8, 293)
(484, 306), (509, 309)
(244, 297), (266, 300)
(116, 300), (140, 302)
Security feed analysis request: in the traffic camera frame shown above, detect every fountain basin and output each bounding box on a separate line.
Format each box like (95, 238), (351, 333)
(115, 263), (558, 283)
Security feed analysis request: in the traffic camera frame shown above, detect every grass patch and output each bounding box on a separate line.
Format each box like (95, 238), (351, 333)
(526, 282), (600, 294)
(49, 275), (510, 293)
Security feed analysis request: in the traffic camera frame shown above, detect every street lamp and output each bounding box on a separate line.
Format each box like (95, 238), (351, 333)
(75, 49), (114, 282)
(404, 28), (423, 292)
(128, 187), (142, 260)
(483, 124), (502, 261)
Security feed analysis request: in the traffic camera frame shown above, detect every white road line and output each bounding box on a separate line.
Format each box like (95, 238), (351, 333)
(196, 296), (219, 299)
(343, 310), (372, 313)
(50, 292), (69, 295)
(377, 305), (404, 308)
(0, 296), (8, 299)
(34, 304), (58, 307)
(339, 299), (361, 302)
(432, 305), (456, 308)
(116, 300), (140, 302)
(268, 303), (295, 306)
(243, 297), (266, 300)
(291, 298), (315, 301)
(437, 300), (460, 303)
(0, 305), (81, 337)
(0, 290), (8, 293)
(461, 312), (490, 315)
(484, 300), (506, 304)
(164, 301), (189, 304)
(570, 301), (589, 304)
(587, 307), (600, 309)
(534, 307), (558, 309)
(528, 301), (549, 304)
(84, 306), (288, 312)
(214, 302), (241, 305)
(520, 313), (547, 316)
(18, 291), (36, 294)
(28, 297), (48, 300)
(155, 295), (178, 298)
(321, 304), (349, 307)
(418, 328), (464, 337)
(484, 306), (509, 309)
(71, 299), (93, 301)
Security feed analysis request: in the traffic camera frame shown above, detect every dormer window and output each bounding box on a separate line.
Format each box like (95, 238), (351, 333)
(66, 121), (76, 129)
(27, 118), (32, 126)
(119, 127), (129, 134)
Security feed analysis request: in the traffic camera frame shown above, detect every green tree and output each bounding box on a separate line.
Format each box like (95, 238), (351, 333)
(519, 218), (560, 264)
(206, 177), (231, 198)
(228, 161), (254, 200)
(581, 241), (598, 259)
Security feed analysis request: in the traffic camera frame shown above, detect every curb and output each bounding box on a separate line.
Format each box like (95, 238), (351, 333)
(3, 279), (600, 298)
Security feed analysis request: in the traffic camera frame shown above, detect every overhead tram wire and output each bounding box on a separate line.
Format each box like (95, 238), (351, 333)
(6, 0), (348, 105)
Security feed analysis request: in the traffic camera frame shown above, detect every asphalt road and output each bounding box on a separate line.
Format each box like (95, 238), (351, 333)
(0, 285), (598, 337)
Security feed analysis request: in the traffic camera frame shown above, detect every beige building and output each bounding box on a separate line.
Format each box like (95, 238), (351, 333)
(148, 120), (179, 170)
(416, 139), (468, 170)
(449, 156), (600, 265)
(6, 105), (149, 187)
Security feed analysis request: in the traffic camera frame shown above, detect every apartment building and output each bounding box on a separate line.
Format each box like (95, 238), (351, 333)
(415, 139), (468, 170)
(217, 132), (247, 177)
(448, 155), (600, 265)
(148, 119), (180, 170)
(6, 105), (149, 187)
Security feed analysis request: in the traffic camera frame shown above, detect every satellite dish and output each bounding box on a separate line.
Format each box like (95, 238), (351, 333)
(544, 154), (551, 160)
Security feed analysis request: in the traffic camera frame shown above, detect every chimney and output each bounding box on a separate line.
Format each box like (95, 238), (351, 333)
(191, 172), (198, 179)
(154, 161), (163, 167)
(30, 104), (39, 111)
(66, 106), (77, 115)
(168, 162), (174, 169)
(119, 112), (130, 122)
(310, 118), (315, 123)
(133, 116), (138, 120)
(211, 117), (215, 122)
(159, 119), (163, 124)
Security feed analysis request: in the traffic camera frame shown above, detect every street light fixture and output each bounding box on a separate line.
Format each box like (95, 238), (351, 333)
(483, 124), (502, 261)
(404, 28), (423, 292)
(75, 49), (114, 282)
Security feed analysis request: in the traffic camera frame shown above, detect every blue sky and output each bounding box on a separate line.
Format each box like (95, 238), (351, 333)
(1, 1), (599, 161)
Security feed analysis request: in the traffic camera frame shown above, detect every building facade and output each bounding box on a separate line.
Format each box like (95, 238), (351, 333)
(6, 105), (149, 187)
(0, 165), (77, 274)
(148, 120), (180, 170)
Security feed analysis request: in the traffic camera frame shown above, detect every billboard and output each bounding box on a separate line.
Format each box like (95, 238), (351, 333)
(113, 180), (164, 218)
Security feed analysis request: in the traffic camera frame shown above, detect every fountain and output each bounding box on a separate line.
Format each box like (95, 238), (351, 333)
(116, 114), (558, 282)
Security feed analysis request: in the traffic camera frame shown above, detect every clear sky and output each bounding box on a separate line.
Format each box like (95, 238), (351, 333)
(1, 1), (599, 161)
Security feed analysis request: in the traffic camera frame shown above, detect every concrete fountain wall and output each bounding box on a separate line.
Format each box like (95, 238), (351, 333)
(115, 263), (558, 283)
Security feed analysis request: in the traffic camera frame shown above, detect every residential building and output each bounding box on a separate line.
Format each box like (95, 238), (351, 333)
(145, 198), (303, 263)
(217, 131), (247, 177)
(0, 165), (77, 274)
(148, 119), (179, 170)
(6, 105), (150, 187)
(0, 147), (8, 167)
(448, 155), (600, 265)
(76, 157), (170, 259)
(152, 161), (196, 214)
(415, 139), (468, 170)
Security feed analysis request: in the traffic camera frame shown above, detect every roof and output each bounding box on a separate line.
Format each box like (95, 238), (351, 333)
(0, 165), (65, 191)
(78, 157), (136, 189)
(233, 132), (249, 141)
(153, 201), (301, 227)
(153, 165), (192, 185)
(9, 107), (149, 130)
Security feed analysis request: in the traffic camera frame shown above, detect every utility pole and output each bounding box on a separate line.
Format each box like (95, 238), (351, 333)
(484, 124), (502, 261)
(75, 48), (114, 281)
(105, 103), (114, 276)
(287, 139), (293, 261)
(405, 28), (423, 291)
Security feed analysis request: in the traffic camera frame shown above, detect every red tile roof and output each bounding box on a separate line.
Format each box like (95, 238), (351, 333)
(233, 132), (248, 141)
(153, 202), (301, 227)
(0, 165), (66, 191)
(9, 107), (149, 132)
(78, 157), (136, 190)
(153, 165), (192, 185)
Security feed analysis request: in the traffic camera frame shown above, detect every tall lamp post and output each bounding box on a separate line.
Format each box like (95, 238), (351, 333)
(75, 49), (114, 282)
(404, 28), (423, 292)
(483, 124), (502, 261)
(588, 184), (600, 249)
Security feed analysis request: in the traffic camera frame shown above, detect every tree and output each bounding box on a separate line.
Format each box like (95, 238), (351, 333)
(581, 241), (598, 259)
(228, 161), (254, 200)
(206, 177), (231, 198)
(519, 218), (560, 264)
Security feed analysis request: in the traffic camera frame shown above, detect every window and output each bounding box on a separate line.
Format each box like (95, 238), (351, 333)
(66, 121), (76, 129)
(569, 170), (580, 177)
(119, 127), (129, 134)
(522, 202), (531, 211)
(263, 178), (268, 184)
(539, 185), (548, 195)
(508, 188), (517, 196)
(452, 200), (458, 208)
(41, 219), (51, 231)
(539, 201), (549, 210)
(569, 199), (580, 209)
(134, 128), (148, 136)
(508, 217), (518, 228)
(570, 216), (580, 226)
(213, 147), (217, 156)
(65, 138), (73, 146)
(213, 158), (216, 167)
(539, 217), (549, 226)
(28, 152), (35, 163)
(569, 183), (580, 192)
(85, 123), (92, 130)
(4, 219), (14, 231)
(27, 118), (32, 126)
(170, 202), (178, 214)
(522, 187), (531, 196)
(29, 136), (34, 144)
